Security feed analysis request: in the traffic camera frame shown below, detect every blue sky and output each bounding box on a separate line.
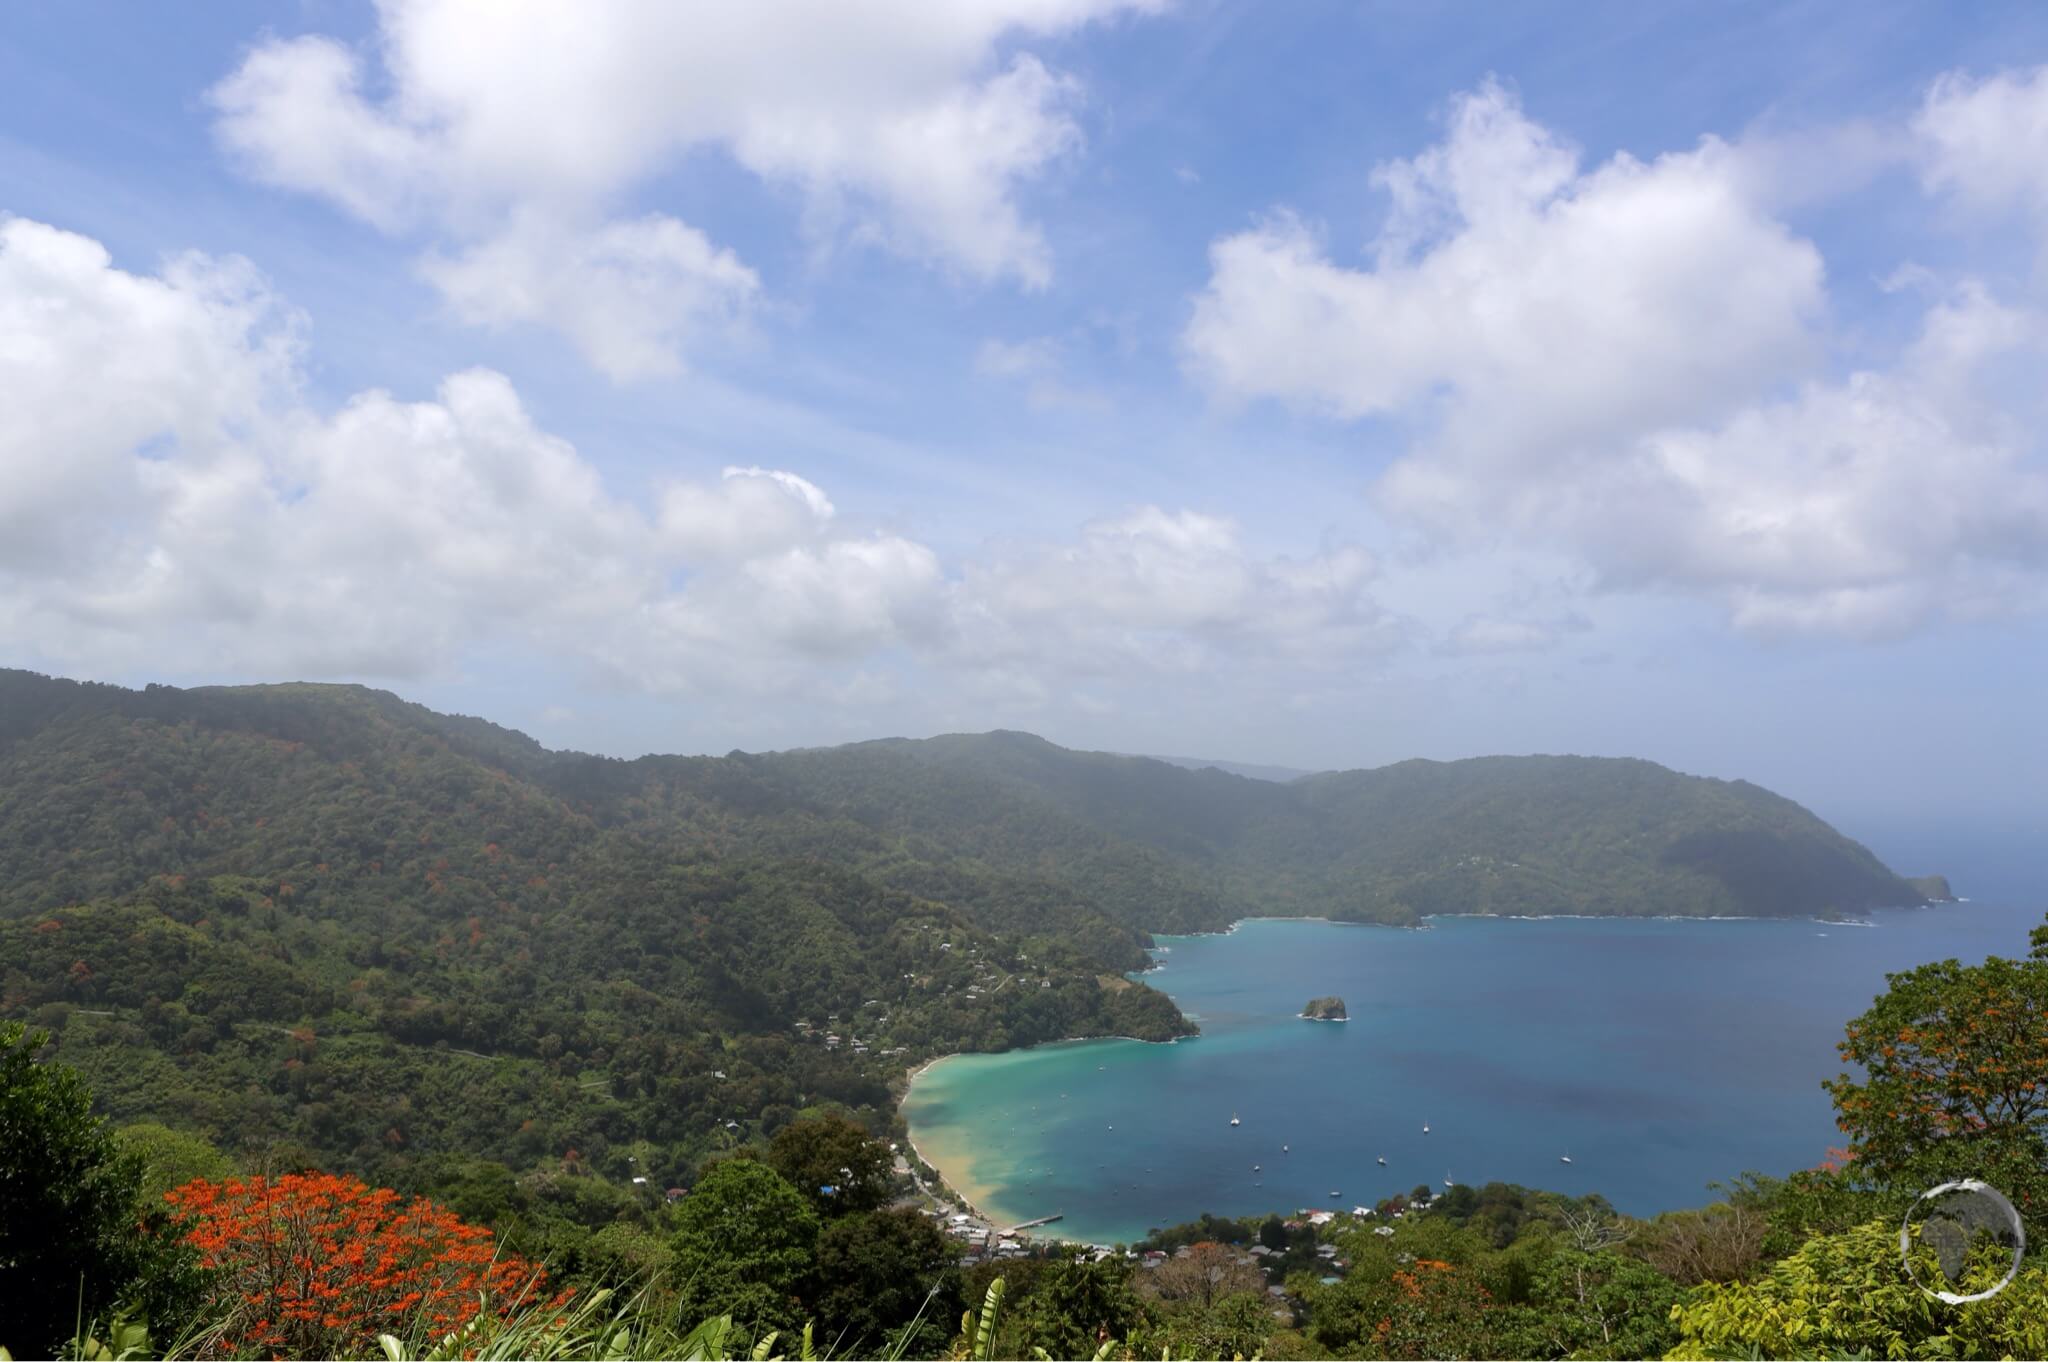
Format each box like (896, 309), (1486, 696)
(2, 3), (2044, 891)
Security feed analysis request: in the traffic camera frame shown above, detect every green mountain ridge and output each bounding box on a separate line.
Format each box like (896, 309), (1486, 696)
(852, 730), (1929, 926)
(1135, 753), (1321, 783)
(0, 668), (1936, 1189)
(0, 671), (1934, 933)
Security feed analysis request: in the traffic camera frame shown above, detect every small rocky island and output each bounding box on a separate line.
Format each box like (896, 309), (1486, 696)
(1301, 996), (1348, 1022)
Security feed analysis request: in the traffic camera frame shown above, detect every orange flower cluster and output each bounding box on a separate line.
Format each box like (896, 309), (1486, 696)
(165, 1172), (550, 1357)
(1391, 1257), (1458, 1300)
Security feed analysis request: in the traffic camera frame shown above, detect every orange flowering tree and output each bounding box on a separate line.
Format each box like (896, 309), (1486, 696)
(1310, 1256), (1506, 1360)
(165, 1172), (549, 1356)
(1370, 1259), (1502, 1361)
(1823, 949), (2048, 1227)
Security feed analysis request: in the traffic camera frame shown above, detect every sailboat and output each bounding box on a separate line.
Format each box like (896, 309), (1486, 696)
(1376, 1155), (1386, 1166)
(1229, 1113), (1241, 1127)
(1422, 1124), (1431, 1134)
(1560, 1152), (1573, 1164)
(1282, 1144), (1290, 1153)
(1444, 1172), (1455, 1188)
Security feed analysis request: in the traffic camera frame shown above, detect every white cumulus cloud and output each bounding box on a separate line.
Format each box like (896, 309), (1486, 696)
(0, 216), (301, 576)
(419, 212), (759, 382)
(1184, 78), (1825, 460)
(658, 467), (838, 562)
(1914, 64), (2048, 226)
(210, 0), (1160, 376)
(1183, 76), (2048, 639)
(1, 215), (1394, 699)
(959, 508), (1394, 672)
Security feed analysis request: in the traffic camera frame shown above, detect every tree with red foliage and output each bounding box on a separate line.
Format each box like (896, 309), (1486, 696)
(1824, 949), (2048, 1229)
(165, 1172), (550, 1357)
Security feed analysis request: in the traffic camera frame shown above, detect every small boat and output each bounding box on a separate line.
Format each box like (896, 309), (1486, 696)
(1329, 1190), (1341, 1198)
(1282, 1144), (1290, 1153)
(1253, 1164), (1262, 1172)
(1422, 1124), (1431, 1134)
(1230, 1113), (1241, 1127)
(1444, 1175), (1455, 1188)
(1560, 1153), (1573, 1164)
(1376, 1156), (1386, 1166)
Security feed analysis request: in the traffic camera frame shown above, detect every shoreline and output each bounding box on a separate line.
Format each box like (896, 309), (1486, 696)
(899, 1054), (1011, 1232)
(897, 903), (1967, 1236)
(900, 1031), (1189, 1242)
(1169, 906), (1945, 938)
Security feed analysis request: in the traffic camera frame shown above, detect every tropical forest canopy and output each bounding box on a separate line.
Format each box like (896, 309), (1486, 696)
(0, 666), (1940, 1193)
(1, 668), (2040, 1362)
(8, 917), (2048, 1360)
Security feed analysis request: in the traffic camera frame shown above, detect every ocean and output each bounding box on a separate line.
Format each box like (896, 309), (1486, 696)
(900, 904), (2042, 1246)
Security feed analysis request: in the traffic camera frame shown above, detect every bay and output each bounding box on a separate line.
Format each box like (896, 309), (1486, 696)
(901, 904), (2041, 1246)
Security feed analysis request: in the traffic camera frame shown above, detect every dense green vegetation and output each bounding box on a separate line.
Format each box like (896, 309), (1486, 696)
(0, 1022), (208, 1355)
(0, 667), (1931, 1198)
(862, 731), (1932, 925)
(3, 670), (1931, 940)
(10, 939), (2048, 1361)
(0, 671), (1186, 1193)
(1, 667), (2007, 1360)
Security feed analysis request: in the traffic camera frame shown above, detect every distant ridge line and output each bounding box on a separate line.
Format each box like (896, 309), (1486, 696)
(1132, 754), (1323, 784)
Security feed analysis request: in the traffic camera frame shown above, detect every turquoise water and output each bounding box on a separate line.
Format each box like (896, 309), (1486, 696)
(901, 905), (2042, 1246)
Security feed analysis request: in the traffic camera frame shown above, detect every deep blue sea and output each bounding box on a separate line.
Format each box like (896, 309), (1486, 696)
(901, 904), (2042, 1246)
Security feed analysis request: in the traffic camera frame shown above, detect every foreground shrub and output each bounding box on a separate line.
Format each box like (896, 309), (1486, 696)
(1667, 1217), (2048, 1359)
(668, 1159), (819, 1338)
(0, 1023), (207, 1358)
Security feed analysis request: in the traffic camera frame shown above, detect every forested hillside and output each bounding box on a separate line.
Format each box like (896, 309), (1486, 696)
(790, 733), (1928, 926)
(0, 671), (1185, 1194)
(0, 668), (1932, 1191)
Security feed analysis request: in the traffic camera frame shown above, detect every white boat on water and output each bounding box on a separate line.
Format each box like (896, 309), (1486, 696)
(1560, 1153), (1573, 1164)
(1230, 1113), (1241, 1127)
(1376, 1156), (1386, 1166)
(1422, 1124), (1431, 1134)
(1444, 1173), (1455, 1188)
